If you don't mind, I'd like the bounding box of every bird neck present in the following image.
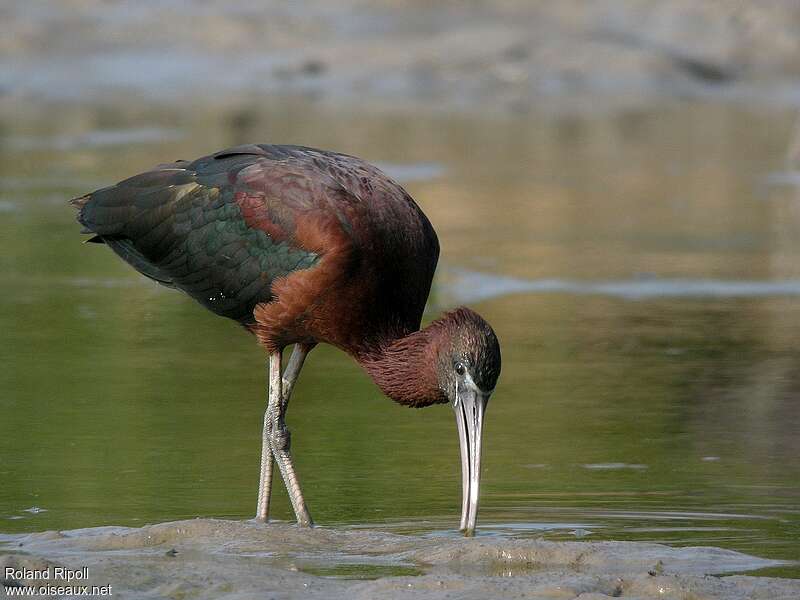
[355,325,448,408]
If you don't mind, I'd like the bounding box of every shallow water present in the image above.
[1,98,799,580]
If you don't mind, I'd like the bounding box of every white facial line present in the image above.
[463,370,494,395]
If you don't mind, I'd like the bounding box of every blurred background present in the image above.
[2,0,800,577]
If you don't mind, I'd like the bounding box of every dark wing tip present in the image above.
[70,194,91,209]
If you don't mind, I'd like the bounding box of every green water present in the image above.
[1,98,799,575]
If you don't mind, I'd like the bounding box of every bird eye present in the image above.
[455,363,466,376]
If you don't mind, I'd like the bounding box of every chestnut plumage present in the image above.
[72,143,500,534]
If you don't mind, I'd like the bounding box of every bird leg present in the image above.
[281,342,314,403]
[255,344,314,525]
[256,358,275,522]
[270,345,315,526]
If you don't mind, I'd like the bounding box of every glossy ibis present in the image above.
[72,144,501,535]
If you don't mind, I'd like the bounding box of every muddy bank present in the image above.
[3,1,800,114]
[1,519,798,599]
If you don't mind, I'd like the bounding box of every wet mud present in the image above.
[1,519,798,599]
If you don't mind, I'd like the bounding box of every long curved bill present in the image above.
[454,382,490,536]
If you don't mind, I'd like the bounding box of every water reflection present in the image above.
[439,267,800,304]
[0,97,799,576]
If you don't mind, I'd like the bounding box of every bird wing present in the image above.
[71,146,353,323]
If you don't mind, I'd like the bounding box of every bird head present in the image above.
[435,307,501,536]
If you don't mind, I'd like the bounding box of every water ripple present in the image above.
[442,267,800,303]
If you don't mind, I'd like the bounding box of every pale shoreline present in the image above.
[4,1,800,116]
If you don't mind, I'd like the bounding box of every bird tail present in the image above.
[69,194,91,209]
[70,194,96,234]
[69,192,176,288]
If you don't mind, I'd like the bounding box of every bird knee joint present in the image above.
[270,426,291,452]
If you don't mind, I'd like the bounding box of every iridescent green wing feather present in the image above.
[73,150,321,323]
